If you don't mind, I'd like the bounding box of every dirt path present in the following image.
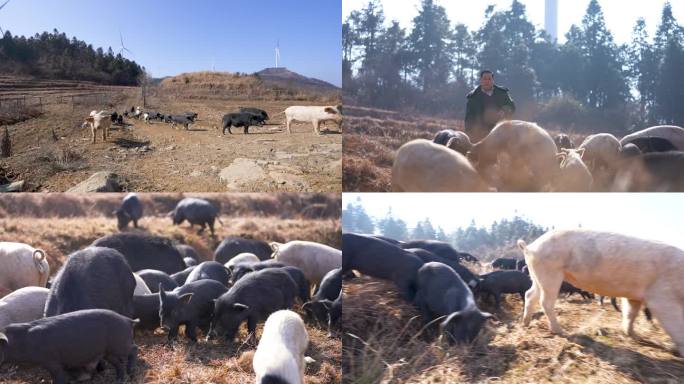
[2,97,341,192]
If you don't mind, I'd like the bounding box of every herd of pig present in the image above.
[342,232,684,357]
[391,121,684,192]
[0,194,342,384]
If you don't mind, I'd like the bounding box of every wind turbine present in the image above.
[118,30,133,57]
[0,0,11,36]
[275,40,281,68]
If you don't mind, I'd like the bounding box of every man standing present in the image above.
[464,70,516,142]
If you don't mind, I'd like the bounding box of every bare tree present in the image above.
[138,67,153,108]
[1,126,11,158]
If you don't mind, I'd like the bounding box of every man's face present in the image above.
[480,73,494,92]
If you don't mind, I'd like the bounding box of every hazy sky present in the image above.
[343,193,684,250]
[0,0,342,86]
[343,0,684,45]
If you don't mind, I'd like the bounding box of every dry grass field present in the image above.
[0,74,341,192]
[342,105,587,192]
[0,193,342,384]
[342,270,684,384]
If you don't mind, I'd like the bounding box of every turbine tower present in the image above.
[545,0,558,43]
[275,40,281,68]
[118,30,133,57]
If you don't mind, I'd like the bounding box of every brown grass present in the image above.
[158,71,339,103]
[0,193,341,384]
[343,276,684,383]
[0,107,43,126]
[0,193,340,220]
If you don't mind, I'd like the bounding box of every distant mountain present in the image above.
[255,67,339,92]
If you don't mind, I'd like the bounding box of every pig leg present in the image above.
[133,219,138,228]
[536,269,564,334]
[167,326,179,342]
[493,292,501,310]
[104,354,126,382]
[645,292,684,357]
[522,281,540,326]
[394,276,415,302]
[621,298,642,337]
[247,316,258,345]
[127,345,138,375]
[208,219,215,237]
[185,321,198,342]
[415,296,431,322]
[45,363,67,384]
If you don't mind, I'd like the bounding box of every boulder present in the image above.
[67,171,122,192]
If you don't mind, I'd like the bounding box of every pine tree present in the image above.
[408,0,454,92]
[577,0,630,110]
[628,18,659,126]
[656,38,684,125]
[377,208,408,240]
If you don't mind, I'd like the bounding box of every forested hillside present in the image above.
[0,29,143,85]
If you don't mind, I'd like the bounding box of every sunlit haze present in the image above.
[343,0,684,45]
[343,193,684,250]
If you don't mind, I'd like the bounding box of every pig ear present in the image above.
[269,242,281,253]
[179,293,193,305]
[0,333,7,345]
[302,301,312,310]
[233,303,249,311]
[440,311,463,330]
[321,300,333,310]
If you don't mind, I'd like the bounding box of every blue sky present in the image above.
[344,0,684,45]
[1,0,341,86]
[343,193,684,250]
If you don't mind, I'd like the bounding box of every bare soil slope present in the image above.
[1,75,341,192]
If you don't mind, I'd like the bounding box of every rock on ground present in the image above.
[67,171,123,192]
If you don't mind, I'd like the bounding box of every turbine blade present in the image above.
[0,0,10,11]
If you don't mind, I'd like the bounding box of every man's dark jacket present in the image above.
[464,85,516,136]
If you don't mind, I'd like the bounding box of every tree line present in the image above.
[343,0,684,134]
[342,198,547,253]
[0,29,143,86]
